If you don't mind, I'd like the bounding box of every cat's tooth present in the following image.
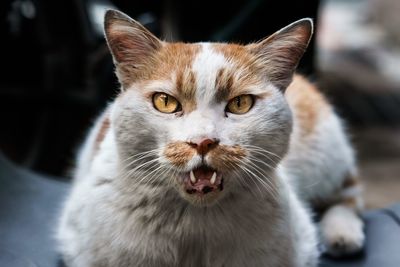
[210,172,217,185]
[190,170,196,183]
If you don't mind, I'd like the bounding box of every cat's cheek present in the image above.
[222,116,262,146]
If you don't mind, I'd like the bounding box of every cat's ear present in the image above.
[104,10,162,67]
[247,18,313,91]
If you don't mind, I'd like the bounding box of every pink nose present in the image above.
[188,138,219,155]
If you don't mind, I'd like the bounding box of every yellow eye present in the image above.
[152,93,181,113]
[226,95,254,114]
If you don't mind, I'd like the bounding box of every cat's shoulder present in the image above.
[285,74,332,134]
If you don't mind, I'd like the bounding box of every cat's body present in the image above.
[59,141,316,266]
[57,10,364,267]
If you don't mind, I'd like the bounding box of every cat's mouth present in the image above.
[182,165,223,196]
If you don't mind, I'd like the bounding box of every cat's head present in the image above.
[104,10,313,206]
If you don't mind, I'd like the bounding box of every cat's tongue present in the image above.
[183,166,223,195]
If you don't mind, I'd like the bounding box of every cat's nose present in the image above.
[188,138,219,156]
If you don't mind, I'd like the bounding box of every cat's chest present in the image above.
[102,184,287,265]
[127,201,279,264]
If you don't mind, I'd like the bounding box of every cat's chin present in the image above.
[177,165,225,207]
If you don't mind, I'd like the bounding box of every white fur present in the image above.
[281,87,364,255]
[59,135,318,266]
[277,166,319,267]
[282,110,357,201]
[171,44,231,145]
[319,205,364,256]
[74,108,110,180]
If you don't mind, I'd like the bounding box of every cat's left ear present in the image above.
[103,10,163,87]
[247,18,313,91]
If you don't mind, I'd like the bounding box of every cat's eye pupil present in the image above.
[236,97,241,107]
[163,95,168,106]
[152,92,181,114]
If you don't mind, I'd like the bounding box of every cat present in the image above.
[57,10,364,267]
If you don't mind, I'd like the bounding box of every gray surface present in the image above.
[385,204,400,223]
[0,153,399,267]
[0,154,69,267]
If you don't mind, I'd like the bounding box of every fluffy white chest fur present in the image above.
[57,10,364,267]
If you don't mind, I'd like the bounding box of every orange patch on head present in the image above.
[121,43,200,112]
[214,68,234,102]
[132,43,199,83]
[164,142,196,167]
[153,44,200,113]
[213,43,257,72]
[175,69,197,112]
[212,44,265,102]
[285,75,330,136]
[149,43,200,80]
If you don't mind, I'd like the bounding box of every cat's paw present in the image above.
[321,227,364,257]
[320,205,365,257]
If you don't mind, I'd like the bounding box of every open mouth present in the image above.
[182,165,223,196]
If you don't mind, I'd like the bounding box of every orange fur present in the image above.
[213,44,264,99]
[341,174,362,210]
[164,142,196,167]
[208,145,247,172]
[286,75,331,136]
[125,43,200,112]
[341,175,359,189]
[175,68,197,112]
[164,141,247,172]
[93,113,110,158]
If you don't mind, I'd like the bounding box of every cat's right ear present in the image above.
[104,10,162,69]
[246,19,313,91]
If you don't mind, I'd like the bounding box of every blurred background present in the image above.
[0,0,399,209]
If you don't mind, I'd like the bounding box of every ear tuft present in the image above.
[247,18,314,91]
[104,9,162,66]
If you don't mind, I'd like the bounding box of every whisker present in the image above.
[136,163,165,185]
[221,160,261,197]
[241,145,282,164]
[120,148,160,164]
[247,155,276,171]
[245,159,278,193]
[242,144,282,159]
[119,158,160,181]
[121,150,160,169]
[246,150,281,166]
[236,164,270,199]
[237,162,278,201]
[239,160,279,201]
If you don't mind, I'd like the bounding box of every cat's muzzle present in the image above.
[182,165,223,196]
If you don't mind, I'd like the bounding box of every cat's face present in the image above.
[105,10,313,206]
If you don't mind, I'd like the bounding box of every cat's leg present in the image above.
[319,176,364,257]
[278,168,319,267]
